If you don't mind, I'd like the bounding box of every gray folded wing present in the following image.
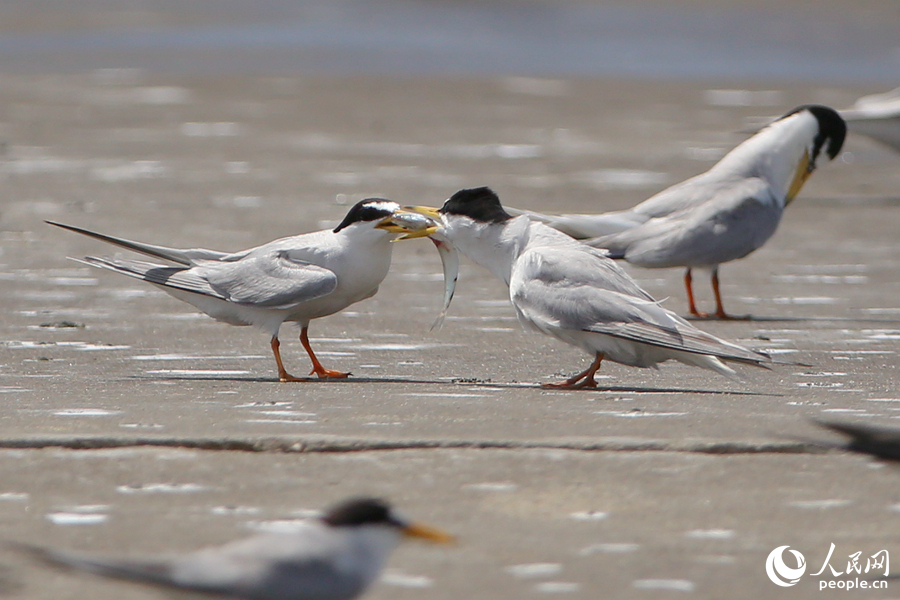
[510,247,768,365]
[625,171,736,218]
[164,533,367,600]
[202,250,338,308]
[79,250,339,310]
[76,256,229,299]
[587,178,780,268]
[512,244,656,301]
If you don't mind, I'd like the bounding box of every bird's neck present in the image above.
[445,216,531,285]
[709,113,818,203]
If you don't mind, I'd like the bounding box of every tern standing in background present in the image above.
[509,105,846,319]
[48,199,434,382]
[405,188,770,389]
[14,497,454,600]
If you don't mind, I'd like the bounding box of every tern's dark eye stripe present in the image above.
[333,199,398,232]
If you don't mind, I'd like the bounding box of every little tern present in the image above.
[405,187,770,389]
[509,105,846,318]
[14,496,454,600]
[47,199,436,382]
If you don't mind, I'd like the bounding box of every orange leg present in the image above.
[542,353,604,389]
[270,336,308,382]
[710,268,732,320]
[684,268,709,318]
[300,326,350,379]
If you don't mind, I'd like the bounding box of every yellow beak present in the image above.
[402,521,457,544]
[392,226,439,241]
[404,206,443,220]
[375,216,439,239]
[785,149,813,205]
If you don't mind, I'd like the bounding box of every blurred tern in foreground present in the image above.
[48,199,436,382]
[811,420,900,462]
[509,105,846,318]
[14,497,454,600]
[404,187,770,389]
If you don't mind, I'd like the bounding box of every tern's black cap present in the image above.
[781,105,847,162]
[333,199,398,233]
[440,187,511,224]
[322,497,402,528]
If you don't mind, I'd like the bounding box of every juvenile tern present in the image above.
[405,187,770,388]
[509,105,846,318]
[14,497,454,600]
[47,199,435,382]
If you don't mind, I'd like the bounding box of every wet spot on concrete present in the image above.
[796,382,843,388]
[401,393,491,398]
[465,482,518,492]
[633,579,696,592]
[703,89,783,106]
[46,506,109,526]
[694,555,736,564]
[245,419,318,425]
[354,343,445,351]
[788,499,852,509]
[506,563,563,578]
[90,160,169,182]
[145,369,250,376]
[772,275,868,284]
[569,510,609,521]
[535,582,580,593]
[210,505,260,516]
[131,353,265,361]
[772,297,840,305]
[244,519,312,533]
[181,122,241,137]
[381,570,434,588]
[54,408,121,417]
[575,169,669,190]
[594,410,688,418]
[579,543,639,555]
[685,529,734,540]
[116,483,209,494]
[253,411,316,418]
[0,493,29,502]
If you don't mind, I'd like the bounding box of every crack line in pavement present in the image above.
[0,436,828,456]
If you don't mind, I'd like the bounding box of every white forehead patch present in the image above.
[363,200,400,213]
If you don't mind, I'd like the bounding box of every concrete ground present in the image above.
[0,54,899,600]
